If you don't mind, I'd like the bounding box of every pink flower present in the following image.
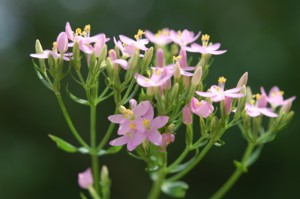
[110,130,145,151]
[245,93,278,117]
[78,168,93,189]
[65,22,109,47]
[170,29,201,47]
[113,37,137,57]
[30,32,71,61]
[109,49,128,70]
[160,133,175,151]
[79,34,107,57]
[261,86,296,108]
[184,34,226,55]
[190,97,214,118]
[145,29,172,46]
[115,30,149,54]
[135,66,174,88]
[183,105,192,125]
[108,101,152,134]
[196,77,244,102]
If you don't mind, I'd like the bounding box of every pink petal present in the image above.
[225,93,245,98]
[196,91,215,98]
[133,101,152,117]
[135,74,153,87]
[57,32,68,53]
[207,43,221,51]
[259,108,278,117]
[151,116,169,129]
[225,87,242,94]
[108,114,124,123]
[147,130,162,146]
[210,49,227,55]
[119,35,135,45]
[65,22,74,40]
[129,132,146,150]
[117,122,130,135]
[110,136,128,146]
[113,59,128,70]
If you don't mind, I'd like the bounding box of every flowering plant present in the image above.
[30,22,295,199]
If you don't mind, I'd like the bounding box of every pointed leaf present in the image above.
[49,134,78,153]
[33,61,52,91]
[66,84,90,105]
[161,181,189,198]
[246,145,263,167]
[233,160,247,173]
[169,157,196,174]
[98,146,123,156]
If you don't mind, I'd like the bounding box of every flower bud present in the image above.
[224,97,232,115]
[156,48,165,67]
[142,47,153,71]
[129,99,137,109]
[56,32,68,53]
[35,39,44,53]
[183,105,192,125]
[174,63,181,79]
[101,165,110,184]
[119,105,127,114]
[78,168,93,189]
[280,99,293,114]
[191,66,202,87]
[183,76,190,89]
[97,44,107,63]
[166,124,175,132]
[170,82,179,100]
[237,72,248,88]
[72,42,81,71]
[160,133,175,151]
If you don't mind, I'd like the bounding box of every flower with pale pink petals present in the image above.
[145,29,172,46]
[190,97,214,118]
[78,168,93,189]
[170,29,201,47]
[261,86,296,108]
[196,77,244,102]
[184,34,226,55]
[135,66,174,88]
[183,105,192,125]
[245,93,278,117]
[79,34,107,57]
[30,32,71,61]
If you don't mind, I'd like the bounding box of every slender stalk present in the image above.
[90,105,100,194]
[55,93,90,149]
[167,147,190,172]
[168,139,215,182]
[210,142,256,199]
[97,121,116,151]
[147,169,166,199]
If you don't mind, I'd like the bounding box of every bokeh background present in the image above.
[0,0,299,198]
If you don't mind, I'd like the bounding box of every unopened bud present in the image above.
[147,87,154,96]
[237,72,248,88]
[174,63,181,79]
[35,39,44,53]
[183,105,192,125]
[224,97,232,115]
[166,124,175,132]
[119,105,127,114]
[280,99,293,114]
[98,44,107,63]
[128,50,140,71]
[183,76,190,89]
[170,83,179,100]
[191,66,202,87]
[101,165,109,182]
[156,48,165,67]
[170,43,179,55]
[72,42,81,70]
[142,47,153,71]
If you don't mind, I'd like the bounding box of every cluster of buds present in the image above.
[30,22,295,198]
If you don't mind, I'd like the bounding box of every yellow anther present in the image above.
[172,55,182,63]
[122,109,134,119]
[255,93,261,100]
[250,99,256,105]
[177,30,182,38]
[280,91,284,95]
[81,31,87,37]
[155,30,162,38]
[52,42,57,51]
[84,24,91,32]
[196,101,202,107]
[155,68,162,76]
[129,122,136,130]
[75,28,82,35]
[134,29,145,40]
[161,29,169,35]
[272,91,284,97]
[215,86,221,91]
[146,70,151,77]
[143,119,151,129]
[202,34,210,47]
[218,76,227,84]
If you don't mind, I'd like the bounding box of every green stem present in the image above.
[167,147,190,172]
[210,142,256,199]
[97,121,116,151]
[90,104,100,194]
[55,93,90,149]
[168,139,215,182]
[147,169,166,199]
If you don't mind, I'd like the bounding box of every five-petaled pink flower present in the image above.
[190,97,214,118]
[30,32,71,61]
[78,168,93,189]
[261,86,296,108]
[145,29,172,46]
[184,34,226,55]
[170,29,201,47]
[196,77,244,102]
[135,66,174,88]
[245,93,278,118]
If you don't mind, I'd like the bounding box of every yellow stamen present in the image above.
[146,70,151,77]
[255,93,261,100]
[52,42,57,52]
[143,119,151,129]
[129,122,136,130]
[134,29,145,40]
[155,68,162,76]
[84,24,91,32]
[81,31,87,37]
[218,76,227,84]
[196,101,202,107]
[177,30,182,38]
[75,28,82,36]
[250,99,255,105]
[172,55,182,63]
[122,109,134,119]
[202,34,210,47]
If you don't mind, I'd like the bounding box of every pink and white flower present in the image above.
[145,29,172,46]
[245,93,278,117]
[184,34,226,55]
[196,77,244,102]
[261,86,296,108]
[78,168,93,189]
[30,32,71,61]
[190,97,214,118]
[170,29,201,47]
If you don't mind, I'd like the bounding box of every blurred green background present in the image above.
[0,0,299,198]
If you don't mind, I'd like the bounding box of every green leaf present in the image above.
[66,84,90,105]
[233,160,247,173]
[48,134,78,153]
[33,61,52,91]
[191,139,208,150]
[98,146,123,156]
[169,157,196,174]
[161,181,189,198]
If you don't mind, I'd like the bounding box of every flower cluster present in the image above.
[30,22,296,199]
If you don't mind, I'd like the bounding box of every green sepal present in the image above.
[48,134,77,153]
[66,84,90,105]
[33,60,52,91]
[161,181,189,198]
